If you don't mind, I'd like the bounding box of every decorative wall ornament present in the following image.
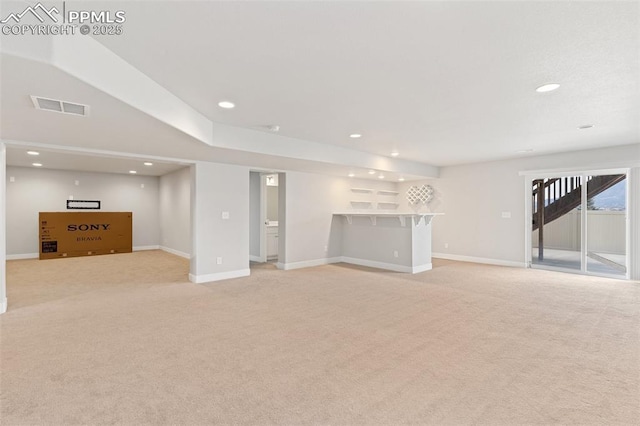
[407,185,434,211]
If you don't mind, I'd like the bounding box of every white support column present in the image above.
[0,143,7,313]
[629,168,640,280]
[189,162,250,284]
[276,172,287,269]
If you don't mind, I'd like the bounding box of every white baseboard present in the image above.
[340,257,417,273]
[6,253,38,260]
[277,257,341,270]
[0,297,7,314]
[133,245,160,252]
[160,246,191,259]
[189,268,250,284]
[249,255,262,262]
[432,253,526,268]
[411,263,433,273]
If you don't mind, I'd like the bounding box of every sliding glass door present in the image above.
[585,174,627,276]
[531,172,628,278]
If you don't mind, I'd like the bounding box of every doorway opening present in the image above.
[249,171,284,267]
[263,174,279,262]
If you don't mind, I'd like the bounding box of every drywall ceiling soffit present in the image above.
[89,0,639,165]
[4,145,187,177]
[0,29,439,179]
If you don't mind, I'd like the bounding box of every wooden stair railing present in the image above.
[532,174,624,231]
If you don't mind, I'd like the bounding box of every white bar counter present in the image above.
[333,212,443,273]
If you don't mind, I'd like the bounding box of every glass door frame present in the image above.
[523,167,630,280]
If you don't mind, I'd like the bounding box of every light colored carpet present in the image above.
[1,251,638,425]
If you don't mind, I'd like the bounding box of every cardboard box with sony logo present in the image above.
[39,212,132,260]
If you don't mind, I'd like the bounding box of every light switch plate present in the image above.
[501,211,511,219]
[222,211,230,219]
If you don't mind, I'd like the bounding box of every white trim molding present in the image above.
[276,257,341,270]
[340,257,432,274]
[133,245,161,252]
[433,253,527,268]
[189,268,250,284]
[6,253,38,260]
[249,255,262,262]
[0,297,7,314]
[160,246,191,259]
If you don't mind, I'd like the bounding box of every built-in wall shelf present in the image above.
[377,202,400,209]
[350,188,374,194]
[350,201,373,208]
[377,190,399,196]
[335,212,443,227]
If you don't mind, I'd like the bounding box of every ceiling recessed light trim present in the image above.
[378,175,385,179]
[218,101,235,109]
[32,163,42,167]
[535,83,560,93]
[391,151,399,157]
[398,177,405,182]
[368,170,376,175]
[349,133,362,139]
[347,172,355,178]
[27,151,39,156]
[129,170,137,174]
[143,162,153,166]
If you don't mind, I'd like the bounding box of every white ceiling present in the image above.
[1,1,638,176]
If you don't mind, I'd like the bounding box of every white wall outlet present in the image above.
[216,257,223,265]
[393,250,399,258]
[221,211,230,219]
[324,245,328,252]
[444,243,449,249]
[74,180,79,186]
[501,211,511,219]
[141,184,145,189]
[9,176,15,182]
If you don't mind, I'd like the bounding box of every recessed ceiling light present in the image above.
[398,177,405,182]
[536,83,560,93]
[368,170,376,175]
[378,175,385,179]
[391,151,399,157]
[144,162,153,166]
[348,172,355,178]
[218,101,235,109]
[27,151,39,156]
[350,134,362,138]
[129,170,137,174]
[32,163,42,167]
[578,124,594,130]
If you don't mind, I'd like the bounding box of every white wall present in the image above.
[159,167,191,258]
[249,171,261,259]
[5,166,160,257]
[0,144,7,313]
[267,186,278,221]
[397,144,640,278]
[190,162,250,282]
[280,171,398,268]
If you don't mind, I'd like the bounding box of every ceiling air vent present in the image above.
[30,96,89,116]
